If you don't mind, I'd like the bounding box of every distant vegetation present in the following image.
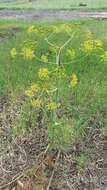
[0,0,107,10]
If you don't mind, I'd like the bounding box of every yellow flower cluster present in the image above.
[38,68,49,80]
[27,25,38,33]
[11,48,17,58]
[41,54,48,63]
[53,26,61,33]
[31,99,42,108]
[94,40,103,49]
[82,40,94,53]
[25,90,34,97]
[101,51,107,62]
[47,101,57,110]
[82,39,103,54]
[21,47,35,60]
[25,83,42,109]
[25,83,40,98]
[30,83,40,92]
[70,73,78,87]
[23,39,37,50]
[66,48,76,60]
[53,24,74,34]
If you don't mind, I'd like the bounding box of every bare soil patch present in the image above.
[0,97,107,190]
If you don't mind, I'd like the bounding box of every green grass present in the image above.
[1,19,107,145]
[0,0,107,10]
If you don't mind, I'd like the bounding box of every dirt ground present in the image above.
[0,9,107,21]
[0,97,107,190]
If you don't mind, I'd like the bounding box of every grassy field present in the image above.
[0,0,107,10]
[0,19,107,138]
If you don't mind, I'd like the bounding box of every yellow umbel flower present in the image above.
[41,54,48,63]
[25,90,34,97]
[47,101,57,110]
[66,48,76,59]
[11,48,17,58]
[27,25,38,33]
[31,99,42,108]
[38,68,49,80]
[101,51,107,62]
[23,39,37,50]
[21,47,35,60]
[82,40,94,54]
[82,39,103,54]
[53,24,72,33]
[31,83,40,92]
[63,24,71,32]
[70,73,78,87]
[94,39,103,49]
[53,26,60,33]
